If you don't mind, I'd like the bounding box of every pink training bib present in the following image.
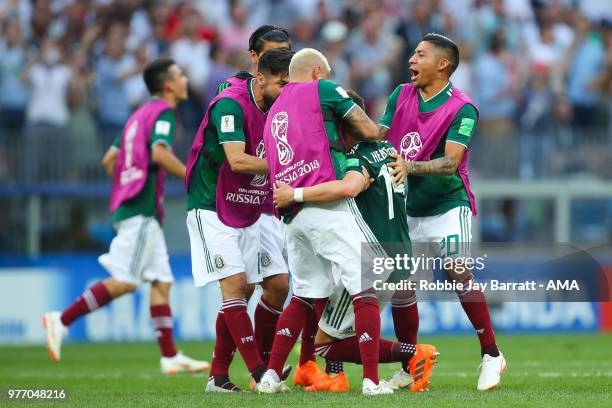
[386,84,479,214]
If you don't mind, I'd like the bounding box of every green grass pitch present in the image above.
[1,334,610,407]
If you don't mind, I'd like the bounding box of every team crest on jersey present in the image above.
[260,252,272,268]
[271,111,294,165]
[250,140,268,186]
[214,255,225,269]
[400,131,422,160]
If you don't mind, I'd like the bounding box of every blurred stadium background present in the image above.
[0,0,611,346]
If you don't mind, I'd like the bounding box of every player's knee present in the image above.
[104,278,137,296]
[123,282,138,293]
[151,281,171,300]
[220,274,249,299]
[245,283,256,301]
[314,328,335,346]
[264,276,289,303]
[233,282,249,298]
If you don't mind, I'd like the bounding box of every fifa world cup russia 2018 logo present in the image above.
[400,131,422,161]
[271,111,294,165]
[251,140,268,187]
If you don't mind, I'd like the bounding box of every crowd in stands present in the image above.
[0,0,611,182]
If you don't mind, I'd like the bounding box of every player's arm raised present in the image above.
[222,142,268,175]
[273,169,372,209]
[151,143,186,179]
[387,142,464,184]
[343,106,381,141]
[377,125,390,139]
[325,80,379,141]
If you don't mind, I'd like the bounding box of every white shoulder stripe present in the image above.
[446,140,468,149]
[341,103,357,119]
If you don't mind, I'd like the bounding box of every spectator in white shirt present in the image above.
[23,38,72,181]
[25,38,71,127]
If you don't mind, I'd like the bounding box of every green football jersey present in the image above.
[186,78,260,211]
[219,76,354,178]
[318,79,356,179]
[346,140,411,258]
[379,82,478,217]
[281,79,357,224]
[112,107,176,223]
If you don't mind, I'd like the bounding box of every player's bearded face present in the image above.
[261,73,289,111]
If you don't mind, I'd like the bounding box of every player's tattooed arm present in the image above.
[273,168,372,209]
[387,142,466,184]
[222,142,268,175]
[377,125,390,139]
[101,146,118,177]
[343,106,381,141]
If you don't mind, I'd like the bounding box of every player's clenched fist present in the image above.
[273,182,295,209]
[387,153,409,185]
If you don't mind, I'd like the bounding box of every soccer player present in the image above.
[217,25,291,92]
[272,90,437,393]
[214,26,322,385]
[383,33,507,390]
[43,59,209,374]
[185,48,294,392]
[258,49,392,396]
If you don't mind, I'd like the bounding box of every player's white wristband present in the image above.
[294,188,304,203]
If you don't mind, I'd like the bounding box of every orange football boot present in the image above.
[293,360,326,387]
[408,344,439,392]
[305,372,350,392]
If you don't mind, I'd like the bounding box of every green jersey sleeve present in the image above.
[215,72,253,95]
[446,103,478,148]
[111,134,121,149]
[378,85,402,128]
[345,143,374,176]
[345,156,364,174]
[209,98,246,143]
[318,79,357,120]
[151,109,176,148]
[216,81,232,95]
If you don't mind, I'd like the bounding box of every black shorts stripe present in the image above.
[329,291,348,327]
[331,290,352,330]
[333,295,353,330]
[327,289,349,326]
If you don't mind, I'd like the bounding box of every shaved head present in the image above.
[289,48,331,82]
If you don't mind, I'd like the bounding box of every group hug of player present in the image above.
[43,25,507,396]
